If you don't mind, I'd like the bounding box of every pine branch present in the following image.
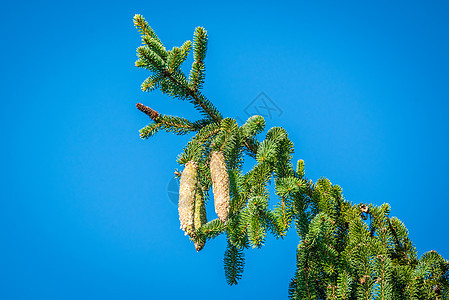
[133,14,163,45]
[139,123,161,139]
[242,137,259,157]
[224,240,245,285]
[134,17,222,122]
[195,218,226,245]
[136,103,211,137]
[133,16,449,298]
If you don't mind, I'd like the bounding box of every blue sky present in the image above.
[1,1,449,299]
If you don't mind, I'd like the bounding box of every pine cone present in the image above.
[194,182,207,251]
[179,161,198,237]
[194,183,207,230]
[210,151,230,223]
[136,103,159,121]
[360,204,369,213]
[194,241,205,252]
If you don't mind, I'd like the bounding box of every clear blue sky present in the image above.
[1,1,448,299]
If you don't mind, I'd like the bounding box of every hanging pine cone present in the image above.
[194,183,207,231]
[194,182,207,251]
[210,151,230,223]
[179,161,198,237]
[194,239,205,252]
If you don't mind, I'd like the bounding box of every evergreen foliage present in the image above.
[133,14,449,299]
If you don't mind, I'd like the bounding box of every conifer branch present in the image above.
[224,241,245,285]
[137,103,211,137]
[133,14,163,45]
[242,138,259,156]
[134,15,221,123]
[133,16,449,298]
[387,217,403,254]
